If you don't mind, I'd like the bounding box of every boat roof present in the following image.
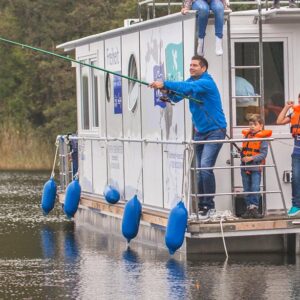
[57,7,300,52]
[231,6,300,18]
[57,12,196,52]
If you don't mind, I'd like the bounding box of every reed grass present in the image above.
[0,122,55,170]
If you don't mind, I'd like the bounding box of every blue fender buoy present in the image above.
[122,195,142,243]
[41,177,57,215]
[104,185,120,204]
[63,179,81,218]
[165,201,188,255]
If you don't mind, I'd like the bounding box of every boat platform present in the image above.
[58,193,300,255]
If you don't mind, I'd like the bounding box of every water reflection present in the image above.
[41,225,56,259]
[166,258,187,299]
[2,171,300,299]
[63,223,79,263]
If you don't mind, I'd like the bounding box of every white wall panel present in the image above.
[105,36,123,138]
[78,140,93,193]
[142,143,163,207]
[92,140,107,195]
[140,21,186,207]
[105,37,124,195]
[107,141,124,198]
[163,144,185,209]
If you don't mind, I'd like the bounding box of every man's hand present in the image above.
[181,7,189,15]
[149,81,164,89]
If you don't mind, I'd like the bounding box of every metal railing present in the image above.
[57,134,287,217]
[137,0,299,20]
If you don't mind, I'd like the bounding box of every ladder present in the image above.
[227,0,287,216]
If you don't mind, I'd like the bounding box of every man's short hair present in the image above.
[247,113,264,125]
[191,55,208,71]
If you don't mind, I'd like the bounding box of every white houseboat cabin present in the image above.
[57,1,300,255]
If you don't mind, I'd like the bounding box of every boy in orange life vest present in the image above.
[240,114,272,219]
[277,94,300,217]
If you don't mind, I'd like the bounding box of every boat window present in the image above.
[128,54,139,112]
[105,73,111,102]
[234,41,284,126]
[81,64,90,130]
[91,61,99,128]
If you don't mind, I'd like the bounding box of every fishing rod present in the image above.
[0,36,203,105]
[0,36,241,150]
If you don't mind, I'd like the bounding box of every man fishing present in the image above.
[149,55,227,219]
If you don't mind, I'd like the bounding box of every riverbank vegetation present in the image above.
[0,0,137,169]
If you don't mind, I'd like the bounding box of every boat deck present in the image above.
[58,193,300,254]
[188,215,300,238]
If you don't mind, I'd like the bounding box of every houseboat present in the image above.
[56,0,300,256]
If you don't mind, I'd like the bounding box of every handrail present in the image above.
[58,134,288,218]
[67,135,274,145]
[137,0,298,20]
[192,190,281,197]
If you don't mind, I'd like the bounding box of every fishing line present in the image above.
[0,36,203,105]
[0,36,239,149]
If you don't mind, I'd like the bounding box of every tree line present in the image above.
[0,0,137,143]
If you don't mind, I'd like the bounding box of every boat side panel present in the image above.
[104,36,125,196]
[122,32,143,201]
[78,139,93,193]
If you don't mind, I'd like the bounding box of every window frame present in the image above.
[78,55,100,134]
[231,37,288,128]
[127,54,139,112]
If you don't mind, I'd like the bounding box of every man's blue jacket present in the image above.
[164,72,227,133]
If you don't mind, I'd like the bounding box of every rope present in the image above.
[204,210,238,259]
[51,139,59,178]
[220,217,229,259]
[135,157,143,195]
[0,36,203,105]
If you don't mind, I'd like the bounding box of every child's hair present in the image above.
[247,114,264,125]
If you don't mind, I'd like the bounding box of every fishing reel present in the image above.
[159,95,175,105]
[159,90,175,105]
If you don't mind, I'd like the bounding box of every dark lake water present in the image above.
[1,171,300,299]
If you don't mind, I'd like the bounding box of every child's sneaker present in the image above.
[288,206,300,217]
[241,207,252,219]
[215,37,223,56]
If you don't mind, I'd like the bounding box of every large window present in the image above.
[234,41,285,125]
[81,65,90,130]
[91,61,99,128]
[80,58,100,131]
[128,54,139,112]
[105,73,111,103]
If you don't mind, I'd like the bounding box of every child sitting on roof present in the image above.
[240,114,272,219]
[181,0,228,56]
[271,0,297,9]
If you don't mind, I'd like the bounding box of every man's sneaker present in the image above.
[288,206,300,217]
[198,208,215,220]
[289,1,297,8]
[249,207,264,219]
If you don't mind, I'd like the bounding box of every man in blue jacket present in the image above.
[149,55,227,218]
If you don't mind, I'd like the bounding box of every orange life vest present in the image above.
[290,106,300,137]
[241,129,272,157]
